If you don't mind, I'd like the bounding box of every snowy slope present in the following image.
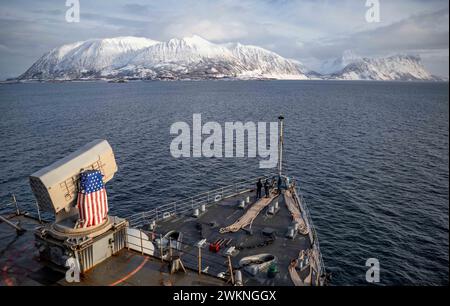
[229,43,308,79]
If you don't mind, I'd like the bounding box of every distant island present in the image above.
[12,36,445,82]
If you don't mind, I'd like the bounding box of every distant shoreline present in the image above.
[1,78,448,84]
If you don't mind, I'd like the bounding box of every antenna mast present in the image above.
[278,115,284,177]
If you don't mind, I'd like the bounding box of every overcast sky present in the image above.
[0,0,448,79]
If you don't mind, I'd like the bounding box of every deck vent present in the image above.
[149,220,156,230]
[235,270,243,286]
[200,204,206,213]
[238,200,246,209]
[245,196,251,204]
[286,227,296,239]
[193,208,200,217]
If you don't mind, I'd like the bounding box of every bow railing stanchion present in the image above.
[12,194,20,215]
[139,229,144,255]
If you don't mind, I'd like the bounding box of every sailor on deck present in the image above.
[264,179,270,198]
[256,179,263,199]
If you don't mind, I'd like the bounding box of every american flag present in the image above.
[76,170,108,228]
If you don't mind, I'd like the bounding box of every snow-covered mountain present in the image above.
[20,37,160,80]
[18,36,440,81]
[326,54,438,81]
[19,35,309,80]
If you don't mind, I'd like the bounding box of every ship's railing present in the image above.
[293,182,327,279]
[126,176,268,228]
[1,194,48,222]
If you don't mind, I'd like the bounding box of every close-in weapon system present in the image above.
[31,140,127,272]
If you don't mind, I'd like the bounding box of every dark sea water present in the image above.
[0,80,448,285]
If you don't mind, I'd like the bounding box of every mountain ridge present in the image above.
[325,54,441,81]
[17,36,442,82]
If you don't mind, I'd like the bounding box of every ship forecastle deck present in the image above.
[0,179,325,286]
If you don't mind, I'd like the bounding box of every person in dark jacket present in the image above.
[264,179,270,198]
[277,176,282,194]
[256,179,263,199]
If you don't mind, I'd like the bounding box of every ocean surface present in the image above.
[0,80,448,285]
